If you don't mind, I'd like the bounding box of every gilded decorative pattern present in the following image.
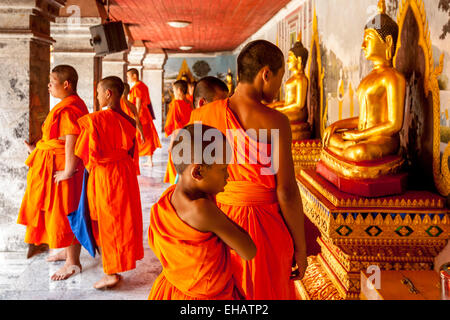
[292,140,322,172]
[307,7,325,138]
[296,256,343,300]
[395,0,449,196]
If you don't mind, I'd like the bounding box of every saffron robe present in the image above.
[17,95,89,248]
[75,109,144,274]
[129,81,161,156]
[163,99,193,184]
[148,185,243,300]
[189,99,296,300]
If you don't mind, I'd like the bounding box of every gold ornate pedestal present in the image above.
[296,169,449,300]
[292,140,322,174]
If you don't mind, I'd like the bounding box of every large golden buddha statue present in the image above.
[318,0,407,194]
[270,33,311,141]
[322,0,405,164]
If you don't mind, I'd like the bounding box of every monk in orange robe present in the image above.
[164,80,193,184]
[127,68,161,166]
[189,40,308,299]
[75,76,144,289]
[149,123,256,300]
[17,65,88,280]
[186,81,196,105]
[192,76,229,109]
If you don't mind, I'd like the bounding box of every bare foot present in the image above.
[46,250,66,262]
[93,274,122,290]
[26,243,49,259]
[51,263,82,281]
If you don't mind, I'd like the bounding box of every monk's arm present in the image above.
[193,200,256,261]
[122,97,145,141]
[274,114,307,279]
[54,134,79,183]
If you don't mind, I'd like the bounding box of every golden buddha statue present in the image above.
[226,69,235,96]
[322,0,406,165]
[269,32,311,141]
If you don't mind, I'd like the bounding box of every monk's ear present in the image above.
[190,164,203,181]
[63,80,70,90]
[261,67,270,83]
[198,98,207,108]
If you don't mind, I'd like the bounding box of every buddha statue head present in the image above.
[363,0,399,63]
[288,32,309,73]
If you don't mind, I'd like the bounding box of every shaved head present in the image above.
[193,76,229,108]
[173,80,188,95]
[51,65,78,91]
[237,40,284,84]
[127,68,139,79]
[100,76,124,96]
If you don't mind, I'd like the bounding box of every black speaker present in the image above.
[89,21,128,56]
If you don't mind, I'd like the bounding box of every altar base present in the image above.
[296,169,449,300]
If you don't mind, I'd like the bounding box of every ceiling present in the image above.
[108,0,291,53]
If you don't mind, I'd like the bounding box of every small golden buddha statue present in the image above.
[322,0,406,165]
[269,32,311,141]
[226,69,235,96]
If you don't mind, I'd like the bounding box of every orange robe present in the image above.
[129,81,161,156]
[163,99,193,184]
[75,109,144,274]
[186,94,193,105]
[148,185,243,300]
[189,98,296,300]
[17,95,89,248]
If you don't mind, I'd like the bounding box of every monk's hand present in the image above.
[24,140,35,153]
[291,250,307,280]
[54,170,77,184]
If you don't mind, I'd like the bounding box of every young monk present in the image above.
[186,81,196,106]
[75,76,144,289]
[164,80,194,184]
[127,68,161,167]
[193,76,229,109]
[149,123,256,300]
[17,65,89,280]
[189,40,308,299]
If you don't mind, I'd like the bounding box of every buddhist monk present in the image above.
[75,76,144,289]
[164,80,194,184]
[189,40,308,299]
[17,65,88,280]
[127,68,161,167]
[149,123,256,300]
[186,81,196,105]
[193,76,229,109]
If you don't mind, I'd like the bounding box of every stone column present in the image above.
[0,0,66,251]
[51,15,103,112]
[142,51,167,134]
[127,44,146,79]
[102,51,128,81]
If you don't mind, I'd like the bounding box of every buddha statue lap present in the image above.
[318,0,407,196]
[269,33,311,141]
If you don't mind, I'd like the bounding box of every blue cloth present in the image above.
[68,169,98,258]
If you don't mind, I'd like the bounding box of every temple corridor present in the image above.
[0,138,171,300]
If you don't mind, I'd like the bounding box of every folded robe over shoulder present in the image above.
[189,98,296,300]
[163,99,193,184]
[17,95,89,249]
[148,185,243,300]
[128,81,161,157]
[75,109,144,274]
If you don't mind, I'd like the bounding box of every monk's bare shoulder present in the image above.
[186,198,221,232]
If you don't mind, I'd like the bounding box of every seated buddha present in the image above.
[269,33,311,141]
[320,0,406,180]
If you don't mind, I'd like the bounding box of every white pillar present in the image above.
[127,45,146,79]
[142,52,167,134]
[0,0,66,251]
[51,16,103,112]
[102,51,128,81]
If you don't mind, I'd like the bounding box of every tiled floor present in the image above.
[0,137,171,300]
